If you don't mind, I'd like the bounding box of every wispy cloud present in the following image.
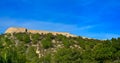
[0,18,95,32]
[84,33,120,40]
[0,18,119,40]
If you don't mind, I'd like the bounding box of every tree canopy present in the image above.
[0,33,120,63]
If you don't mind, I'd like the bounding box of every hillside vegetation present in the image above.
[0,33,120,63]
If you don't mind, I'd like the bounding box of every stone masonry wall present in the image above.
[5,27,27,33]
[5,27,77,37]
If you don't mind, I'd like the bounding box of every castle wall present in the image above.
[5,27,77,37]
[28,30,51,34]
[5,27,27,33]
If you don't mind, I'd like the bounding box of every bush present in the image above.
[31,33,40,44]
[14,33,31,43]
[41,38,52,49]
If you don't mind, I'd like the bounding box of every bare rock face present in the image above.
[5,27,77,37]
[5,27,27,33]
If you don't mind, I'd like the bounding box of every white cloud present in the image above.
[0,18,119,40]
[0,18,95,32]
[82,32,120,40]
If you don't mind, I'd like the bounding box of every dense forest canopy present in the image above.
[0,33,120,63]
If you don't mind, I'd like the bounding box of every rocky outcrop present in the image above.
[5,27,77,37]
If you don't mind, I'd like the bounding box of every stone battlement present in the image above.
[5,27,77,37]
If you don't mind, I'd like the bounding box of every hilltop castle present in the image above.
[5,27,77,37]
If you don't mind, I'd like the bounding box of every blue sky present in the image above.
[0,0,120,39]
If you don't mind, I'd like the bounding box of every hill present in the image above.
[0,28,120,63]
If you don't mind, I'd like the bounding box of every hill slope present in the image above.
[0,32,120,63]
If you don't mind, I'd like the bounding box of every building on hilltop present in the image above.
[5,27,77,37]
[5,27,27,33]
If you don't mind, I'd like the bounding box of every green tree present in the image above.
[31,33,40,44]
[14,33,31,43]
[54,48,82,63]
[41,38,52,49]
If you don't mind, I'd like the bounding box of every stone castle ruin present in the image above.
[5,27,77,37]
